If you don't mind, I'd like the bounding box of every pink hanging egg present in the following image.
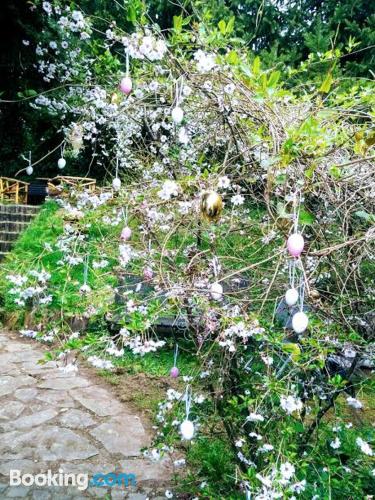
[287,233,304,257]
[119,76,132,95]
[170,366,179,378]
[143,267,153,281]
[121,226,132,241]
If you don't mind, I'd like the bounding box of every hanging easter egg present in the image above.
[210,282,223,301]
[58,158,66,170]
[170,366,179,378]
[80,284,91,295]
[112,177,121,191]
[285,288,299,307]
[180,419,195,440]
[121,226,132,241]
[287,233,304,257]
[200,191,223,221]
[171,106,184,124]
[26,166,33,175]
[292,311,308,334]
[119,76,132,95]
[143,267,153,281]
[310,288,320,300]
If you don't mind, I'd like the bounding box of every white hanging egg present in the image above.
[210,282,223,301]
[26,166,33,175]
[112,177,121,191]
[292,311,308,334]
[180,419,194,440]
[287,233,305,257]
[171,106,184,124]
[80,284,91,294]
[285,288,299,307]
[58,158,66,169]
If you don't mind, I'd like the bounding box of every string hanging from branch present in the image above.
[119,49,132,95]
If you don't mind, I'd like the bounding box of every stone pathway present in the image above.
[0,330,172,499]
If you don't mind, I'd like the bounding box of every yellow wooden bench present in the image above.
[0,177,29,204]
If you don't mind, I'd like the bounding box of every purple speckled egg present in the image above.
[143,267,153,281]
[170,366,179,378]
[121,226,132,241]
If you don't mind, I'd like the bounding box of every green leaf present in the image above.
[218,19,226,35]
[319,72,333,93]
[24,89,37,97]
[226,16,235,34]
[252,56,261,76]
[126,5,137,24]
[173,15,182,33]
[299,208,315,225]
[329,165,341,179]
[268,71,280,88]
[282,343,301,361]
[226,50,239,65]
[354,210,375,223]
[240,64,252,78]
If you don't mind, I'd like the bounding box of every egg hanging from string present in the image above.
[285,288,299,307]
[79,284,91,295]
[210,282,223,301]
[112,177,121,191]
[26,166,33,175]
[292,311,308,334]
[121,226,132,241]
[58,158,66,170]
[171,106,184,124]
[200,191,223,221]
[170,366,179,378]
[119,76,132,95]
[180,419,195,440]
[287,233,304,257]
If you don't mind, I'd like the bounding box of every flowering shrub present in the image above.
[1,1,374,497]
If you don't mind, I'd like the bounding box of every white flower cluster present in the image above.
[158,180,179,201]
[56,223,86,267]
[87,355,114,370]
[251,462,305,499]
[119,328,166,356]
[118,32,167,61]
[219,320,264,352]
[106,342,124,357]
[194,50,217,73]
[280,394,303,414]
[119,243,137,267]
[356,437,373,456]
[19,329,38,339]
[7,271,52,307]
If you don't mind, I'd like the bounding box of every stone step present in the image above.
[0,231,20,242]
[0,221,29,232]
[0,204,40,215]
[0,212,36,222]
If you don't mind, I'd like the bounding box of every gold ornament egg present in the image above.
[309,289,320,300]
[200,191,223,221]
[111,92,122,105]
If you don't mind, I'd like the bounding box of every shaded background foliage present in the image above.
[0,0,374,180]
